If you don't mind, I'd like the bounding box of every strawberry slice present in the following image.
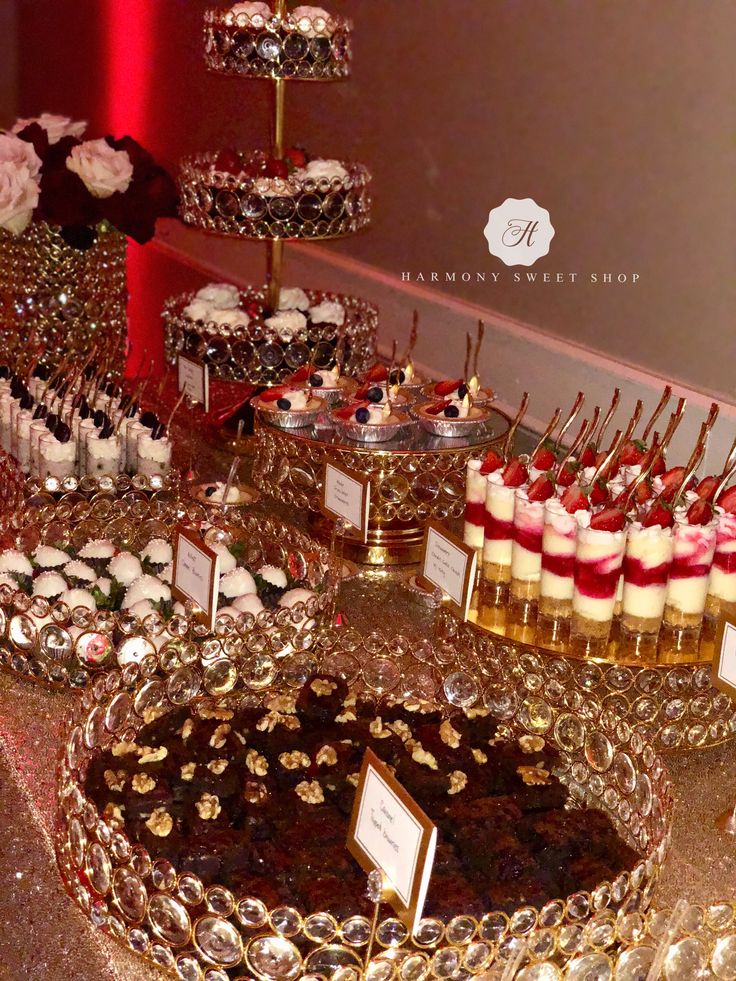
[259,386,290,403]
[561,484,589,514]
[424,400,450,416]
[532,446,557,470]
[613,479,653,508]
[434,379,463,397]
[288,366,312,384]
[365,364,388,383]
[659,465,685,490]
[620,439,647,466]
[643,500,674,529]
[687,498,713,526]
[718,485,736,514]
[501,459,528,487]
[265,157,289,179]
[589,479,609,506]
[580,444,597,468]
[590,507,626,532]
[527,474,555,502]
[334,401,366,420]
[285,146,308,168]
[557,461,580,487]
[479,448,504,475]
[695,475,719,503]
[355,384,372,400]
[651,454,666,477]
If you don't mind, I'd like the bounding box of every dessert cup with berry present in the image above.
[253,386,325,428]
[331,400,408,444]
[362,360,429,396]
[286,364,357,405]
[192,481,261,511]
[570,508,628,656]
[482,457,526,600]
[422,376,494,406]
[662,500,718,649]
[413,394,493,438]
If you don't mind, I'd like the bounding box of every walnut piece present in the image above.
[316,745,338,767]
[519,735,546,754]
[132,773,156,794]
[335,709,357,724]
[257,711,300,732]
[209,723,231,749]
[195,793,222,820]
[517,765,551,786]
[369,718,391,740]
[142,705,167,724]
[295,780,324,804]
[197,705,234,720]
[111,740,140,758]
[388,720,412,742]
[440,720,461,749]
[279,750,311,770]
[180,762,196,782]
[244,781,269,805]
[310,678,337,697]
[346,772,360,788]
[102,802,125,827]
[180,719,194,742]
[103,769,127,792]
[265,693,297,714]
[246,749,269,777]
[464,706,490,720]
[207,758,229,775]
[146,807,173,837]
[448,770,468,795]
[472,748,488,765]
[410,742,438,771]
[139,746,168,764]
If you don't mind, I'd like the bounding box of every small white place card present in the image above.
[419,519,477,620]
[172,527,220,630]
[177,353,209,412]
[321,461,371,542]
[713,620,736,698]
[348,749,437,932]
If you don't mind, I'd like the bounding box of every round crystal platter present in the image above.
[55,628,672,980]
[179,150,371,241]
[252,408,511,564]
[0,480,336,690]
[163,287,378,386]
[204,6,353,80]
[435,596,736,753]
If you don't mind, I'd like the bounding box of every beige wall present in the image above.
[12,1,736,398]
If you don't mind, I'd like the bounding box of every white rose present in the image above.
[278,287,310,312]
[183,300,212,322]
[195,283,241,309]
[0,134,42,234]
[11,113,87,145]
[309,300,345,326]
[208,307,251,329]
[296,158,348,184]
[265,310,307,341]
[66,139,134,199]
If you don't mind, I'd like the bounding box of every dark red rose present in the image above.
[14,122,50,161]
[38,167,99,228]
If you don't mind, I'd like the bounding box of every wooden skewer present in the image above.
[672,421,710,509]
[502,392,530,460]
[554,392,585,452]
[530,408,562,460]
[406,310,418,361]
[221,454,240,509]
[594,388,621,450]
[166,389,187,431]
[713,459,736,503]
[641,385,672,443]
[588,429,625,487]
[463,333,472,381]
[556,416,593,479]
[472,320,485,380]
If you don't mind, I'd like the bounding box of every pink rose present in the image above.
[0,134,42,234]
[11,112,87,145]
[66,139,134,199]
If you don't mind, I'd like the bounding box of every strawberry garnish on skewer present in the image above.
[643,499,675,529]
[501,458,528,488]
[580,443,597,468]
[694,475,720,503]
[560,484,590,515]
[620,439,647,466]
[531,444,557,471]
[479,448,504,475]
[434,379,465,398]
[557,460,581,487]
[527,473,555,502]
[589,507,627,532]
[686,498,713,526]
[718,485,736,514]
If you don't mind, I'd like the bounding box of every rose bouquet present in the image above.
[0,112,178,249]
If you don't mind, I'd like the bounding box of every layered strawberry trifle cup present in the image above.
[663,499,718,641]
[570,507,627,655]
[707,490,736,621]
[482,458,526,598]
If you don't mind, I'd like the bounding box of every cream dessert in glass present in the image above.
[571,508,627,655]
[86,424,122,477]
[39,425,77,481]
[539,495,583,624]
[707,493,736,621]
[482,459,526,597]
[663,498,717,643]
[620,520,674,651]
[463,459,488,555]
[510,475,552,602]
[136,427,172,477]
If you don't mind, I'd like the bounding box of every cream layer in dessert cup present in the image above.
[570,515,626,654]
[510,489,544,602]
[663,510,717,634]
[86,431,123,477]
[39,431,77,480]
[463,459,487,554]
[482,472,515,590]
[621,522,674,642]
[15,408,34,473]
[706,508,736,620]
[136,432,172,477]
[539,498,578,621]
[29,418,50,476]
[9,398,25,458]
[126,420,150,475]
[77,418,99,474]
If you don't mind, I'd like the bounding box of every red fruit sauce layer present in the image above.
[485,515,514,541]
[541,554,575,579]
[714,552,736,575]
[622,557,671,588]
[464,501,485,527]
[513,526,543,554]
[668,558,712,580]
[574,559,622,599]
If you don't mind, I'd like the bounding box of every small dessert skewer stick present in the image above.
[502,392,530,459]
[720,432,736,478]
[621,399,644,446]
[672,421,710,508]
[24,346,46,383]
[463,333,472,382]
[713,458,736,503]
[589,429,625,487]
[530,408,563,460]
[641,385,672,443]
[221,453,241,510]
[556,416,594,479]
[166,389,187,431]
[700,401,720,464]
[385,340,398,416]
[554,391,585,452]
[404,310,419,362]
[472,319,485,380]
[594,388,621,451]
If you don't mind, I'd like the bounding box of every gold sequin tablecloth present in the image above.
[2,430,736,977]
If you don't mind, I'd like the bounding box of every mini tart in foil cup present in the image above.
[331,408,410,443]
[191,482,261,510]
[413,402,493,438]
[420,382,495,405]
[305,377,359,406]
[253,395,326,429]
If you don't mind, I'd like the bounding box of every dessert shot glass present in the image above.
[136,430,172,477]
[570,516,627,656]
[663,511,717,649]
[510,488,544,603]
[482,473,516,602]
[39,431,77,481]
[86,429,123,477]
[539,498,578,629]
[706,509,736,624]
[463,459,487,556]
[620,522,674,657]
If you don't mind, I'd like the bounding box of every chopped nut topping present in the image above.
[410,742,438,770]
[209,723,231,749]
[233,730,247,745]
[257,711,300,732]
[111,740,140,757]
[197,705,234,720]
[142,705,167,724]
[139,746,168,764]
[180,762,196,782]
[388,720,412,742]
[207,758,229,775]
[195,793,222,820]
[517,765,551,786]
[369,718,391,739]
[403,699,434,714]
[335,709,356,724]
[146,807,173,837]
[265,693,297,714]
[448,770,468,795]
[103,769,127,792]
[519,735,546,754]
[472,748,488,765]
[440,720,461,748]
[310,678,337,697]
[316,745,338,767]
[279,750,311,770]
[180,719,194,742]
[295,780,324,804]
[346,772,360,788]
[246,749,269,777]
[464,706,490,720]
[132,773,157,794]
[103,803,125,826]
[244,781,269,805]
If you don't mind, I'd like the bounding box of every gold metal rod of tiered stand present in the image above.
[267,0,287,312]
